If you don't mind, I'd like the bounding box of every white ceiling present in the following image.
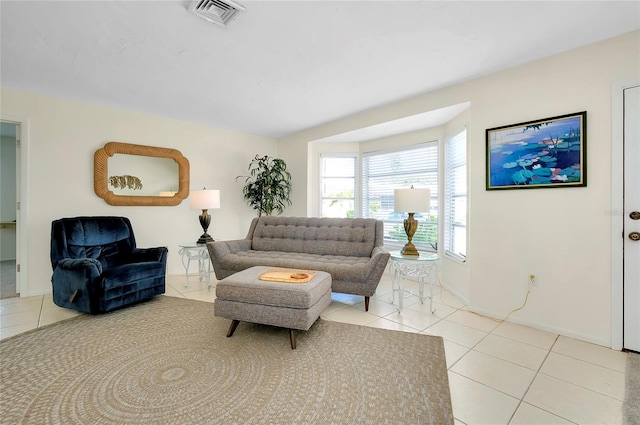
[1,1,639,140]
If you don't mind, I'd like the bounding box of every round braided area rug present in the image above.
[1,296,453,424]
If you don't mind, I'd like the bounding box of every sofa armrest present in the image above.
[366,246,391,275]
[208,239,251,257]
[206,239,252,279]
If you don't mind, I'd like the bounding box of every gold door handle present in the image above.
[630,232,640,242]
[631,211,640,220]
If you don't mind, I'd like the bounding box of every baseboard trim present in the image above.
[467,305,612,349]
[439,281,469,306]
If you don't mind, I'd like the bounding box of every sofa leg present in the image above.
[227,320,240,337]
[364,296,370,311]
[289,329,297,350]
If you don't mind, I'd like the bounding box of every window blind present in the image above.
[362,142,438,250]
[444,128,467,260]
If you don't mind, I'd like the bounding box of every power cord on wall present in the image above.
[434,271,534,324]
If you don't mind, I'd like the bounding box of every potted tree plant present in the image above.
[238,154,292,216]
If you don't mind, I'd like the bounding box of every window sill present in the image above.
[444,251,466,264]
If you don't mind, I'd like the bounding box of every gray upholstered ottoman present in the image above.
[214,266,332,349]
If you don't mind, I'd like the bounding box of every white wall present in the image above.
[0,88,277,296]
[278,30,640,346]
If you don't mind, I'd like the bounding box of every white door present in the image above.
[624,85,640,352]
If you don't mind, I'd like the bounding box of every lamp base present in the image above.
[401,213,420,256]
[401,242,419,256]
[196,233,214,244]
[196,210,213,244]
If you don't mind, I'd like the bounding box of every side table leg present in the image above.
[390,261,399,304]
[198,257,204,282]
[179,248,191,288]
[205,260,211,286]
[390,261,403,313]
[418,271,425,304]
[428,265,436,314]
[397,264,404,313]
[184,256,192,287]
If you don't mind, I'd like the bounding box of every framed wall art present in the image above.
[486,111,587,190]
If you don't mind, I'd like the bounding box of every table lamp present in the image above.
[394,185,430,256]
[189,188,220,244]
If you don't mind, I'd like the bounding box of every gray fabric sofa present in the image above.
[206,216,390,311]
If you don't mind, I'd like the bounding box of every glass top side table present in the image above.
[388,250,439,313]
[178,243,212,287]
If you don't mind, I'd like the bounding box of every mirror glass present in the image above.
[108,154,179,196]
[94,142,190,206]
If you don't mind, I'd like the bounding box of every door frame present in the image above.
[611,80,639,350]
[0,116,29,297]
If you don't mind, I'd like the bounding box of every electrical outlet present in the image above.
[529,274,536,286]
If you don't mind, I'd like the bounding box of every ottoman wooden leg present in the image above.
[289,329,296,350]
[227,320,240,337]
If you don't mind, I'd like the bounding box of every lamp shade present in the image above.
[189,189,220,210]
[394,187,430,213]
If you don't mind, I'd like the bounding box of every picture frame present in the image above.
[486,111,587,190]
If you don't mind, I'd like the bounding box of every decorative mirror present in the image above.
[94,142,190,206]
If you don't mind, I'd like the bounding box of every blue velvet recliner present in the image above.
[50,216,167,314]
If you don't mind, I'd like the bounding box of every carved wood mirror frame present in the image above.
[94,142,190,206]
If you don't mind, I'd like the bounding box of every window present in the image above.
[362,143,438,251]
[319,155,356,218]
[444,128,467,260]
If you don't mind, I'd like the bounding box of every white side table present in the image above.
[389,250,439,313]
[178,244,212,287]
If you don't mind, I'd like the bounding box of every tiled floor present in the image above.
[1,273,629,424]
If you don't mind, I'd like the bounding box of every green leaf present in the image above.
[238,155,292,216]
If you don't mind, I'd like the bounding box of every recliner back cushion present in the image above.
[53,217,135,269]
[67,241,132,269]
[251,217,376,257]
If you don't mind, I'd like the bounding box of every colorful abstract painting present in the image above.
[486,112,587,190]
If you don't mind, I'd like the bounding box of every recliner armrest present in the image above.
[56,258,103,275]
[130,246,168,263]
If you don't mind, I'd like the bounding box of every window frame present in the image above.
[318,154,358,218]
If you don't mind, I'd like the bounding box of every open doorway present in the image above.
[0,121,18,298]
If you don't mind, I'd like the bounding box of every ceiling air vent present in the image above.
[188,0,246,27]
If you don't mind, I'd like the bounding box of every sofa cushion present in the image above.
[251,217,377,257]
[218,250,371,282]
